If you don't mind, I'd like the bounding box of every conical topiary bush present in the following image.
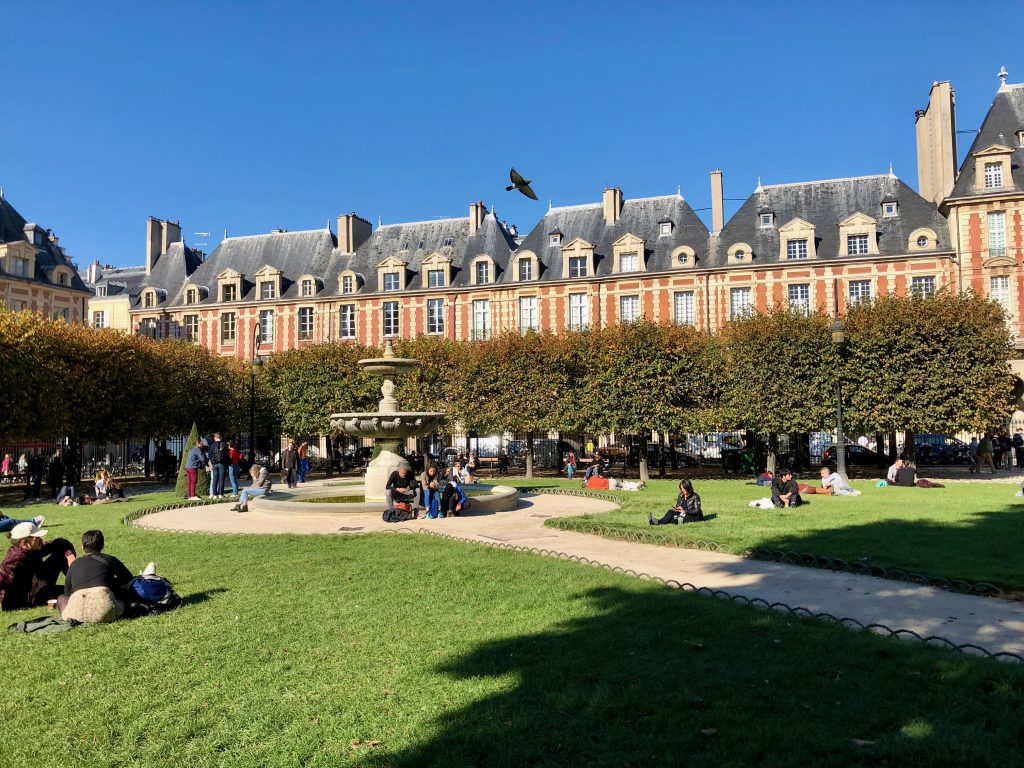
[175,422,210,498]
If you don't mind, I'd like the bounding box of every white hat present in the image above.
[10,522,47,540]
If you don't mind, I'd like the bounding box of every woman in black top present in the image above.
[649,480,703,525]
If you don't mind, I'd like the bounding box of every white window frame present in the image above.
[342,275,354,294]
[301,279,314,298]
[911,276,936,298]
[549,233,561,247]
[673,291,694,325]
[788,283,810,315]
[427,298,445,335]
[848,280,872,305]
[568,256,587,279]
[619,294,641,324]
[984,162,1004,189]
[222,283,237,302]
[298,307,314,340]
[619,252,639,273]
[475,261,489,286]
[221,312,236,343]
[259,309,275,342]
[383,272,401,292]
[882,202,898,218]
[518,259,532,282]
[847,234,870,256]
[519,296,538,333]
[427,269,445,288]
[988,212,1007,258]
[659,222,672,236]
[339,304,356,339]
[183,314,200,341]
[569,293,589,330]
[786,239,808,260]
[382,301,399,337]
[729,287,752,319]
[92,310,106,328]
[990,275,1011,314]
[259,281,276,300]
[759,213,774,228]
[471,299,490,340]
[96,285,107,297]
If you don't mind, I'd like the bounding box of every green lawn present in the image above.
[502,478,1024,592]
[1,492,1023,767]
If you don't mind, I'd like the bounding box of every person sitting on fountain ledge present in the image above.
[386,462,417,511]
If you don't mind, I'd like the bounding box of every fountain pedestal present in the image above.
[329,342,446,504]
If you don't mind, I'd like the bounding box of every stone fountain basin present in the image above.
[357,357,420,376]
[329,412,446,438]
[249,482,520,515]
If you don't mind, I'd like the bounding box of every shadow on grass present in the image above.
[179,587,229,607]
[367,585,1022,767]
[751,504,1024,592]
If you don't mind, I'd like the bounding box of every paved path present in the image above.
[135,487,1024,657]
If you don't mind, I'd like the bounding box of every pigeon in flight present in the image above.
[506,168,538,200]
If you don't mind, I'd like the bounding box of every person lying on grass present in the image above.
[0,522,76,611]
[58,529,134,624]
[648,479,703,525]
[0,510,44,534]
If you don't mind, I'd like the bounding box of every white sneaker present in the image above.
[141,562,156,576]
[188,496,201,501]
[1016,490,1023,497]
[32,515,45,526]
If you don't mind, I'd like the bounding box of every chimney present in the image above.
[710,169,724,234]
[469,200,487,235]
[336,213,372,253]
[602,187,623,225]
[162,220,182,253]
[915,81,957,206]
[87,258,100,284]
[146,217,161,274]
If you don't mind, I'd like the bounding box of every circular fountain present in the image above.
[329,341,446,502]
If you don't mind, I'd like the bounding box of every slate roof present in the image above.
[94,266,148,303]
[0,196,91,293]
[329,212,517,295]
[712,175,952,267]
[950,83,1024,199]
[138,241,205,307]
[154,229,335,307]
[515,194,709,281]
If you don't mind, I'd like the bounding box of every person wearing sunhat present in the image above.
[0,522,76,611]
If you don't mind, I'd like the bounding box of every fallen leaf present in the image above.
[84,673,93,680]
[700,728,717,736]
[382,689,393,695]
[57,681,66,686]
[366,740,384,747]
[851,739,876,747]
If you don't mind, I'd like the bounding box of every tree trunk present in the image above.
[904,432,916,463]
[525,434,535,479]
[874,432,886,469]
[639,437,650,483]
[888,432,898,463]
[766,432,778,475]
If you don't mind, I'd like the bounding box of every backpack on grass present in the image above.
[129,575,181,615]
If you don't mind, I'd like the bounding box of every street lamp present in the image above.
[249,324,263,465]
[831,319,848,481]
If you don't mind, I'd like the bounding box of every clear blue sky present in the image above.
[4,1,1020,268]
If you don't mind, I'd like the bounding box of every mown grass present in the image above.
[504,477,1024,591]
[0,492,1022,767]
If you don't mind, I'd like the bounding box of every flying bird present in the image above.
[506,168,538,200]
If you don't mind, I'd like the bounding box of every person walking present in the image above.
[227,439,242,496]
[564,450,577,480]
[209,432,230,499]
[971,433,997,474]
[281,439,299,488]
[297,440,310,483]
[1,453,11,483]
[1014,429,1024,470]
[47,449,65,500]
[184,437,207,501]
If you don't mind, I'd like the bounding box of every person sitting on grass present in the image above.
[886,458,903,484]
[0,511,44,534]
[649,479,703,525]
[892,461,945,489]
[756,470,775,487]
[0,522,76,611]
[58,530,134,624]
[771,469,802,508]
[232,463,272,513]
[819,466,861,496]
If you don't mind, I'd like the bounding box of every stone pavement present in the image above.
[134,486,1024,658]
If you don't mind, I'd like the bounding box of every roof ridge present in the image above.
[377,216,469,229]
[761,174,894,189]
[624,194,684,203]
[223,228,331,241]
[547,202,600,213]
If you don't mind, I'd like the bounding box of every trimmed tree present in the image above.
[175,422,210,498]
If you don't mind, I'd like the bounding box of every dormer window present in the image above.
[847,234,870,255]
[144,292,155,308]
[342,275,354,294]
[759,212,774,228]
[58,273,67,286]
[185,288,198,305]
[549,232,562,247]
[259,281,276,300]
[619,252,639,273]
[222,283,237,302]
[1017,128,1024,147]
[383,272,401,291]
[677,253,688,264]
[475,260,489,285]
[984,162,1004,189]
[97,285,107,297]
[734,249,746,261]
[427,269,445,288]
[659,221,673,236]
[882,201,898,218]
[518,259,532,281]
[442,237,453,248]
[917,235,929,248]
[301,278,314,297]
[568,256,587,278]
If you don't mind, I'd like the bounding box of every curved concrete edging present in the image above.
[249,483,519,515]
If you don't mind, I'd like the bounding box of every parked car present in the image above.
[821,444,881,466]
[626,443,700,468]
[913,434,970,465]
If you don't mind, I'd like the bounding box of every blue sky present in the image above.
[4,1,1020,268]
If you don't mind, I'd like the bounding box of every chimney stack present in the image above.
[469,201,487,235]
[602,187,623,225]
[145,217,182,275]
[915,81,957,206]
[710,169,724,234]
[336,213,372,253]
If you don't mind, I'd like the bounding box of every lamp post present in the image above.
[831,319,848,481]
[249,324,263,465]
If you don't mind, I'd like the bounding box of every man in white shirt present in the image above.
[820,467,861,496]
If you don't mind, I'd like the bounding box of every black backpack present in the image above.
[214,442,229,465]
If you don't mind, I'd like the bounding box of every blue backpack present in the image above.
[129,576,181,613]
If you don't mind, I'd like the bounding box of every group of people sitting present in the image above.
[0,522,176,624]
[56,470,127,507]
[884,458,945,488]
[383,461,469,522]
